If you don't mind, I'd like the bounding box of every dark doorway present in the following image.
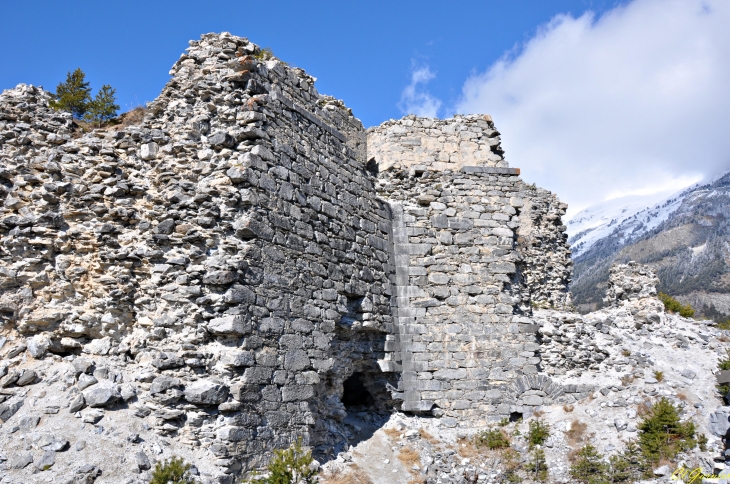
[509,412,523,423]
[342,372,375,408]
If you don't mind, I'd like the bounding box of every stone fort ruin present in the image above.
[0,32,573,477]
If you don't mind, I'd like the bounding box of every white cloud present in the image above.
[455,0,730,218]
[399,64,442,118]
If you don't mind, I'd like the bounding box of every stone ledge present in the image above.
[461,166,521,175]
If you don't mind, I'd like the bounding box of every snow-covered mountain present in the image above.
[569,172,730,316]
[566,190,684,257]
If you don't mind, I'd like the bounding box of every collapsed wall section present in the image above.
[516,185,573,310]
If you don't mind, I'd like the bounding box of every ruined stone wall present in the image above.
[0,32,399,479]
[367,114,508,173]
[516,185,572,309]
[0,32,574,482]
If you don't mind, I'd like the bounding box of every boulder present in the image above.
[83,381,121,407]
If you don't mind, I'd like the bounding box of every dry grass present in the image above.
[419,428,437,444]
[567,446,582,464]
[563,404,574,413]
[398,447,421,469]
[532,410,545,417]
[676,392,689,402]
[637,402,651,417]
[566,420,589,448]
[319,464,373,484]
[382,427,401,439]
[621,374,636,386]
[114,106,146,128]
[457,437,507,461]
[457,437,482,459]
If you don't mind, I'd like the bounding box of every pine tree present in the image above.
[49,68,91,118]
[84,85,119,127]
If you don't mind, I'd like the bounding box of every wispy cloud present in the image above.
[455,0,730,218]
[398,63,442,118]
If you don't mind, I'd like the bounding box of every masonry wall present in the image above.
[375,167,542,425]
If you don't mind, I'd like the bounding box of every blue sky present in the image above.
[3,0,729,216]
[0,0,617,127]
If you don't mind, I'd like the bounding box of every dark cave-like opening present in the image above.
[509,411,523,422]
[342,372,375,408]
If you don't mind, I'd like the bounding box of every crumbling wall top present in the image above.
[367,113,507,174]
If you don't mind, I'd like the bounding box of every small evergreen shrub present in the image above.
[653,370,664,382]
[658,293,695,318]
[474,428,510,450]
[569,445,608,484]
[501,449,522,483]
[245,437,318,484]
[49,68,92,118]
[607,441,649,482]
[637,397,695,464]
[149,457,198,484]
[527,419,550,448]
[525,448,548,481]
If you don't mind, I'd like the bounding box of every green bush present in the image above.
[49,68,119,126]
[525,448,548,481]
[658,293,695,318]
[637,397,695,464]
[149,457,198,484]
[607,441,649,482]
[245,437,318,484]
[569,445,608,484]
[84,84,119,128]
[527,419,550,449]
[474,428,510,450]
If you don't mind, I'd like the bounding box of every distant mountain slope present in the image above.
[569,172,730,316]
[567,190,681,257]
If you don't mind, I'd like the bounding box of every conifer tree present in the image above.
[49,68,91,118]
[84,85,119,127]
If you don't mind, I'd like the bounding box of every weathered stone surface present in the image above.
[207,315,250,335]
[184,380,229,405]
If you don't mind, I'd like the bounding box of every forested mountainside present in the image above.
[570,172,730,316]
